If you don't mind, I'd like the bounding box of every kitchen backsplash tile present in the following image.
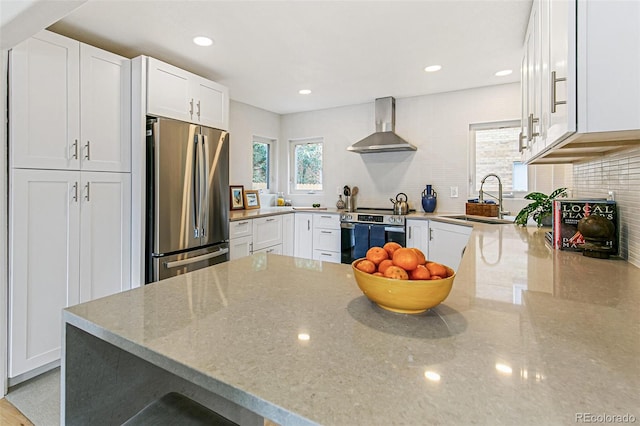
[573,146,640,267]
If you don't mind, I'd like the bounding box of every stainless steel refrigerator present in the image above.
[145,117,229,283]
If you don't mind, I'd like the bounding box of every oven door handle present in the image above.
[384,226,405,233]
[340,222,355,229]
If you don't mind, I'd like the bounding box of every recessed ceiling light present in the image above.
[424,65,442,73]
[299,89,312,95]
[495,69,513,77]
[193,36,213,47]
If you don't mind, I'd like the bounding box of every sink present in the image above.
[441,215,514,225]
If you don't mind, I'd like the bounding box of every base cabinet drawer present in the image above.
[312,228,340,252]
[313,250,340,264]
[229,220,252,239]
[253,244,282,255]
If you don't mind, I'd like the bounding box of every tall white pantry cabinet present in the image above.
[8,30,132,379]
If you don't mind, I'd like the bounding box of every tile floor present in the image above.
[5,368,60,425]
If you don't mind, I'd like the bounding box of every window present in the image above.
[470,121,526,194]
[289,138,323,193]
[252,136,275,190]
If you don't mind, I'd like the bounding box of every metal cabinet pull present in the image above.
[72,182,78,202]
[429,228,433,241]
[320,215,331,218]
[84,182,90,201]
[189,98,194,117]
[84,141,91,160]
[238,221,249,225]
[518,131,527,153]
[408,226,412,240]
[197,100,201,119]
[321,230,332,234]
[551,71,567,113]
[266,218,276,222]
[72,140,78,159]
[527,113,540,141]
[307,220,311,231]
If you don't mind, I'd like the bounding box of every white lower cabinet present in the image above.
[282,213,295,256]
[253,216,282,251]
[294,213,313,259]
[406,219,429,258]
[229,214,293,260]
[428,221,472,271]
[9,169,131,378]
[312,214,341,263]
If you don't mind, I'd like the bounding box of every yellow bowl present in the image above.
[351,258,455,314]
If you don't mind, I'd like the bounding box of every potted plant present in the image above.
[515,188,568,227]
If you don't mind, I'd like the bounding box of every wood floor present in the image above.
[0,398,33,426]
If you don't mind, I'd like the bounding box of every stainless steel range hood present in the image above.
[348,97,417,153]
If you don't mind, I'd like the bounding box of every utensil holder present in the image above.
[345,195,357,212]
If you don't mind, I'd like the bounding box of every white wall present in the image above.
[279,83,523,212]
[228,100,280,206]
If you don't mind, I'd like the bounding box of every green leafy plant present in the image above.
[515,188,568,227]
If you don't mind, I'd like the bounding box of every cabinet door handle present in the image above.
[320,252,331,257]
[72,182,78,202]
[266,218,276,222]
[72,139,78,160]
[429,228,433,241]
[308,220,310,231]
[320,215,331,218]
[266,248,274,253]
[84,182,90,201]
[518,131,527,153]
[408,226,412,240]
[551,71,567,113]
[238,221,249,225]
[197,100,201,119]
[527,113,540,141]
[84,141,91,160]
[189,98,194,117]
[321,230,332,234]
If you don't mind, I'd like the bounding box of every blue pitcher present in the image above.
[421,185,437,213]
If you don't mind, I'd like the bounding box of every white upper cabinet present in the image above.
[80,44,131,172]
[146,57,229,130]
[10,31,80,170]
[10,30,131,172]
[522,0,640,164]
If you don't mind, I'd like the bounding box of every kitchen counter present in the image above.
[62,223,639,425]
[229,207,341,221]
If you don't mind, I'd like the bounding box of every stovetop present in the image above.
[340,207,413,225]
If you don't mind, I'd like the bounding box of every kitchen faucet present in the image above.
[478,173,510,219]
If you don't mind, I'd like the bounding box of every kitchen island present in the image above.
[62,223,639,425]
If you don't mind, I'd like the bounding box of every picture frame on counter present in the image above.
[244,190,260,210]
[230,185,244,210]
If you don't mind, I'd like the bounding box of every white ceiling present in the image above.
[46,0,532,115]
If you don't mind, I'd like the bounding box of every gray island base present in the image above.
[62,225,639,425]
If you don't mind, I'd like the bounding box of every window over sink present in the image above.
[469,120,527,195]
[289,137,323,194]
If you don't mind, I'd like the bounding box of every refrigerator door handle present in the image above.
[192,133,200,239]
[164,248,229,269]
[200,133,210,238]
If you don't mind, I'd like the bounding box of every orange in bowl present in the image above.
[351,258,455,314]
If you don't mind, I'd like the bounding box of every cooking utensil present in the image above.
[352,186,359,196]
[390,192,409,215]
[343,185,351,196]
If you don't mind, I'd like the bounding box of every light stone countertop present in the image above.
[64,223,640,425]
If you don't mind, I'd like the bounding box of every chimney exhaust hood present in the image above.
[347,97,417,154]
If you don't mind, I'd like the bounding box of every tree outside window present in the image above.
[290,138,323,193]
[252,136,274,190]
